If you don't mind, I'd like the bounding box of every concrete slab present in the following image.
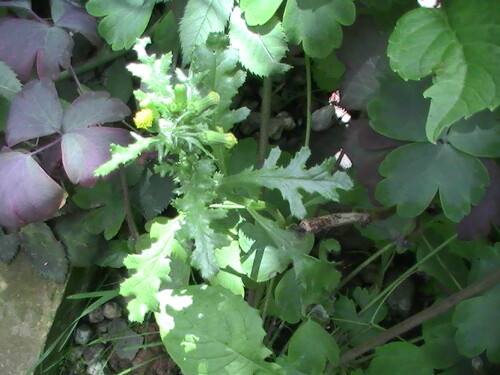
[0,256,65,375]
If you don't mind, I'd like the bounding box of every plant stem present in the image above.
[304,56,312,148]
[56,50,130,82]
[119,167,139,244]
[258,77,272,167]
[69,65,84,95]
[335,269,500,368]
[28,138,62,156]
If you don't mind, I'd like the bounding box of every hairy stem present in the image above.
[119,167,139,244]
[335,269,500,368]
[258,77,272,167]
[304,56,312,148]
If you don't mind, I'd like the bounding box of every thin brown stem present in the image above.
[335,269,500,368]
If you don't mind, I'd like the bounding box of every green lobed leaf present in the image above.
[152,11,180,53]
[285,319,340,373]
[283,0,356,58]
[447,110,500,158]
[229,7,291,77]
[312,52,345,91]
[179,0,234,63]
[222,147,352,219]
[120,217,187,322]
[0,61,22,101]
[240,0,283,26]
[86,0,156,50]
[275,270,302,323]
[375,143,489,222]
[366,342,434,375]
[155,285,282,375]
[388,1,500,142]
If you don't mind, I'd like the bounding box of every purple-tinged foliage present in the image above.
[0,149,66,227]
[0,0,30,11]
[457,160,500,240]
[6,78,131,186]
[0,0,98,81]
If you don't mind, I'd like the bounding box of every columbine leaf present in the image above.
[61,127,131,186]
[0,61,22,101]
[447,111,500,158]
[62,91,131,131]
[367,73,429,142]
[0,19,72,81]
[452,285,500,363]
[366,342,434,375]
[20,222,68,283]
[179,0,234,62]
[222,147,352,219]
[376,143,489,222]
[283,0,355,58]
[51,0,100,45]
[86,0,155,50]
[312,52,344,92]
[388,1,500,142]
[156,285,282,375]
[6,79,62,147]
[229,7,291,77]
[121,217,186,322]
[240,0,283,26]
[0,149,66,228]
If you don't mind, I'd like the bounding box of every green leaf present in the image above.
[229,7,291,77]
[376,143,489,222]
[155,285,282,375]
[447,110,500,158]
[421,313,462,369]
[120,217,187,322]
[452,285,500,363]
[283,0,356,58]
[152,11,180,53]
[285,319,339,373]
[312,52,344,91]
[19,222,68,283]
[0,61,22,101]
[179,0,234,62]
[86,0,156,50]
[222,147,352,219]
[138,170,175,220]
[275,270,302,323]
[388,1,500,142]
[101,58,133,103]
[366,342,434,375]
[240,0,283,26]
[367,73,429,142]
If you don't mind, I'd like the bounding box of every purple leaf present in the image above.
[61,127,131,186]
[0,149,66,227]
[0,18,73,81]
[6,79,63,147]
[62,91,131,131]
[457,160,500,240]
[52,0,100,46]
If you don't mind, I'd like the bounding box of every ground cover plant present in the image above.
[0,0,499,374]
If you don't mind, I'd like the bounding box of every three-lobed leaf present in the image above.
[240,0,283,26]
[365,342,434,375]
[388,0,500,141]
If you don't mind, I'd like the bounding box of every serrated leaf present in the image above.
[222,147,352,219]
[152,11,180,53]
[388,1,500,141]
[0,228,20,263]
[286,319,339,373]
[179,0,233,62]
[240,0,283,26]
[312,52,344,91]
[447,110,500,158]
[452,285,500,363]
[20,222,68,283]
[376,143,489,222]
[275,270,302,323]
[0,149,66,227]
[0,61,22,101]
[366,342,434,375]
[0,19,73,81]
[100,58,133,103]
[367,73,429,142]
[283,0,355,58]
[86,0,155,50]
[121,217,184,322]
[139,171,175,220]
[229,7,291,77]
[156,285,282,375]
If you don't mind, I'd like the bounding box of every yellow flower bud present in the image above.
[134,108,154,129]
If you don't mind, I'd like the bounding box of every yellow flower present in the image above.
[133,108,154,129]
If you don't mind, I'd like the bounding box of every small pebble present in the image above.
[86,361,106,375]
[74,324,93,345]
[88,306,104,324]
[103,302,122,319]
[82,343,105,364]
